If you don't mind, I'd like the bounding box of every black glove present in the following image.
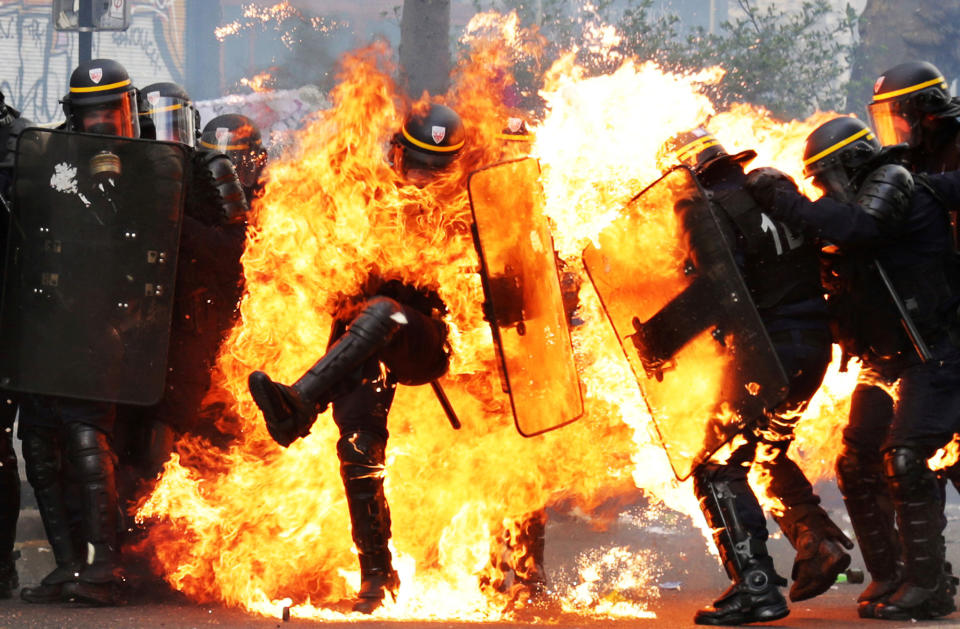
[744,167,799,211]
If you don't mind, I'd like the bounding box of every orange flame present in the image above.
[240,72,275,93]
[140,11,864,621]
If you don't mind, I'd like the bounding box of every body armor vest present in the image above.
[711,188,823,310]
[827,172,958,362]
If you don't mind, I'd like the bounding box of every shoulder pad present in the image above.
[855,163,914,229]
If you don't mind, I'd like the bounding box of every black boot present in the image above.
[512,510,548,598]
[773,503,852,602]
[835,448,902,618]
[0,551,18,599]
[695,554,790,626]
[693,468,789,626]
[0,402,20,599]
[62,424,124,606]
[250,297,409,447]
[338,431,399,614]
[873,447,953,621]
[20,428,82,604]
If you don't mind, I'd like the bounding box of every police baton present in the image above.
[430,380,461,430]
[875,259,933,362]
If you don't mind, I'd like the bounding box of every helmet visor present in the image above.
[72,91,139,138]
[141,96,195,147]
[868,100,912,146]
[811,167,854,203]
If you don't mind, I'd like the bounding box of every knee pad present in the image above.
[65,424,115,483]
[337,431,387,466]
[883,446,938,500]
[883,446,926,481]
[337,431,387,494]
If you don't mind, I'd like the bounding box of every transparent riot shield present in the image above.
[582,166,788,480]
[468,157,584,436]
[0,128,188,405]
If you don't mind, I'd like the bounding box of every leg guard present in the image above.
[20,426,81,603]
[337,431,398,613]
[693,465,789,626]
[873,446,954,620]
[63,423,122,606]
[835,446,901,609]
[250,297,408,447]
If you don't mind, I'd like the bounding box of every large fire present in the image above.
[138,11,864,621]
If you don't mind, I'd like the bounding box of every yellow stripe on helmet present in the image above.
[70,79,132,93]
[140,103,184,115]
[873,76,947,102]
[675,136,719,163]
[803,127,873,168]
[401,126,464,153]
[199,139,253,151]
[496,132,532,142]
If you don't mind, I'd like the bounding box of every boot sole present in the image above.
[694,604,789,625]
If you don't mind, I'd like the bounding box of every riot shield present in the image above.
[0,128,188,405]
[468,157,583,436]
[582,166,788,480]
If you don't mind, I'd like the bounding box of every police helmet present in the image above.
[62,58,139,138]
[802,116,881,201]
[200,114,268,190]
[138,82,197,147]
[657,127,756,176]
[395,103,465,172]
[868,61,960,146]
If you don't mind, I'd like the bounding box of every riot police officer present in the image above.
[248,103,464,614]
[137,81,198,147]
[118,82,247,485]
[16,58,140,606]
[657,128,848,625]
[867,61,960,174]
[746,115,960,620]
[199,114,268,204]
[0,88,30,598]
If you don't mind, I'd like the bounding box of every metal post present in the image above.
[78,0,93,64]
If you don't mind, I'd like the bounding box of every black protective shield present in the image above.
[468,157,583,436]
[0,128,188,405]
[582,166,788,480]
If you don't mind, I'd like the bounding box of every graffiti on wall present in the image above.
[0,0,188,124]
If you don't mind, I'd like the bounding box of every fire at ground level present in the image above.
[3,482,960,628]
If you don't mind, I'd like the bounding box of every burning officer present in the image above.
[656,128,849,625]
[746,115,960,620]
[0,87,30,598]
[200,114,269,205]
[248,103,464,613]
[7,58,188,606]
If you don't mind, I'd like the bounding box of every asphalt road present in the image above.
[3,481,960,628]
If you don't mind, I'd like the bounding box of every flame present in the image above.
[140,11,868,621]
[240,72,275,93]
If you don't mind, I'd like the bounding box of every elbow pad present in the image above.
[189,149,249,224]
[855,163,914,231]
